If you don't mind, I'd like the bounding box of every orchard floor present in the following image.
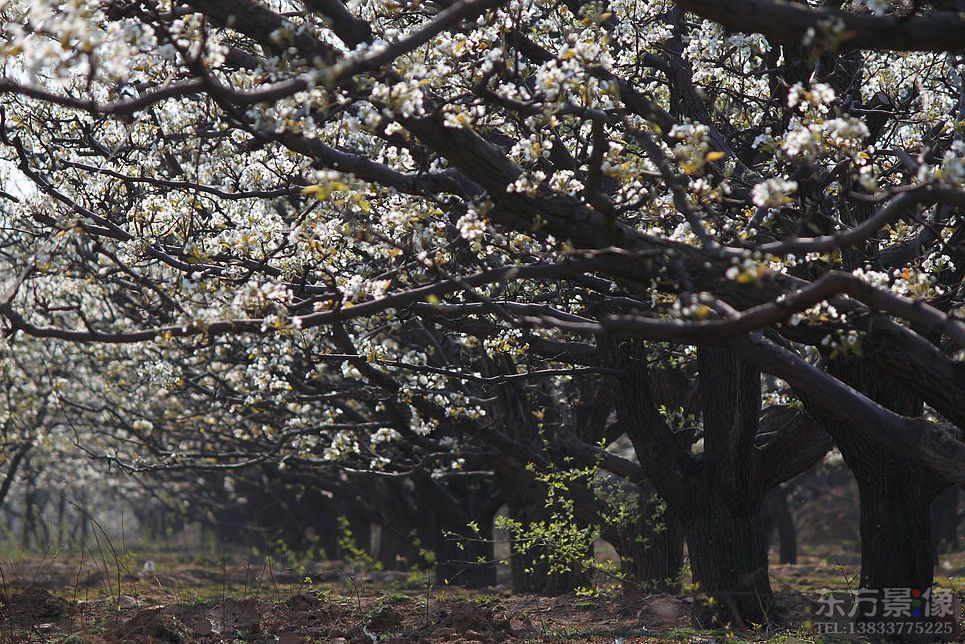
[0,547,961,643]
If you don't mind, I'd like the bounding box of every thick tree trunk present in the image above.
[930,486,959,554]
[854,458,936,594]
[434,510,497,588]
[371,480,424,570]
[609,486,685,592]
[763,488,797,564]
[486,355,595,595]
[686,493,773,627]
[429,482,498,589]
[508,486,592,595]
[616,510,685,593]
[609,343,787,626]
[822,357,945,597]
[840,446,945,643]
[686,348,774,626]
[303,499,340,561]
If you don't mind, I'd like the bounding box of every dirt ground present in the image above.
[0,546,961,643]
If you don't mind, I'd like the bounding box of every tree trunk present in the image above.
[823,357,945,596]
[376,524,422,570]
[372,480,425,570]
[429,483,499,589]
[930,486,959,554]
[434,509,497,588]
[686,494,772,627]
[0,443,29,510]
[612,488,685,592]
[854,458,936,594]
[508,485,592,595]
[609,342,783,626]
[686,347,774,626]
[315,507,340,561]
[617,515,685,593]
[22,474,37,550]
[763,488,797,564]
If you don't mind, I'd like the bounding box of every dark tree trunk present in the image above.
[930,486,959,554]
[434,509,497,588]
[0,443,29,509]
[821,357,946,597]
[376,524,422,570]
[22,471,37,550]
[486,355,593,595]
[56,494,68,545]
[314,506,340,561]
[610,486,685,593]
[855,459,936,594]
[609,342,792,627]
[508,483,592,595]
[686,348,773,627]
[76,490,90,543]
[763,488,797,564]
[686,491,773,627]
[37,492,50,546]
[369,480,424,570]
[428,480,498,589]
[616,510,685,593]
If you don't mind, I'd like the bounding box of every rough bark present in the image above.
[688,347,774,625]
[434,511,497,588]
[372,480,424,570]
[853,456,936,594]
[612,488,685,593]
[611,342,781,625]
[686,492,773,627]
[822,357,947,595]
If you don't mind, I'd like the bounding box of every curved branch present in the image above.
[760,187,965,256]
[521,270,965,350]
[0,78,205,116]
[675,0,965,52]
[730,333,965,486]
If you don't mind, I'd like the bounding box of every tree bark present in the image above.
[853,456,936,594]
[427,479,499,588]
[610,342,786,626]
[613,492,685,593]
[930,486,959,554]
[434,510,497,588]
[0,443,29,510]
[764,487,797,564]
[687,347,774,626]
[507,481,592,595]
[371,480,424,570]
[822,357,947,596]
[686,491,773,627]
[376,524,422,570]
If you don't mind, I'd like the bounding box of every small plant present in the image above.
[382,591,410,604]
[337,516,381,572]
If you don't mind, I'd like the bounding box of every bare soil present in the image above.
[0,547,960,642]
